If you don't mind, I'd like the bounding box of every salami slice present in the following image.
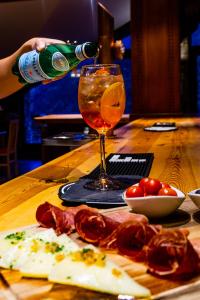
[74,209,120,244]
[146,229,200,279]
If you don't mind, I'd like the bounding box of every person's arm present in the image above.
[0,37,66,99]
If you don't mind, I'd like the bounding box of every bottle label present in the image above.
[18,50,51,83]
[52,52,70,71]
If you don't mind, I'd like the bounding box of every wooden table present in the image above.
[1,117,200,299]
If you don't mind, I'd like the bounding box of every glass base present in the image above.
[83,176,126,191]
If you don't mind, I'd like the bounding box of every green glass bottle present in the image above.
[12,42,98,84]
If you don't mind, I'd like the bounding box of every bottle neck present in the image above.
[75,42,98,61]
[75,43,90,61]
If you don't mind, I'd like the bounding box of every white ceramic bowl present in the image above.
[122,185,185,218]
[188,188,200,209]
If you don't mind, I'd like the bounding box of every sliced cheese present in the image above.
[0,227,79,277]
[49,245,151,298]
[20,230,79,278]
[0,228,151,297]
[0,226,38,269]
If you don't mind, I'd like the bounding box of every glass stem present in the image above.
[99,134,107,179]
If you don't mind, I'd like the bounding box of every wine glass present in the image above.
[78,64,126,191]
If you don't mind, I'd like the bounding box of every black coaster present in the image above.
[153,122,176,127]
[192,211,200,223]
[83,153,154,179]
[149,209,191,227]
[59,153,154,208]
[59,175,142,208]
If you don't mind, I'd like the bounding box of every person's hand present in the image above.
[22,37,66,52]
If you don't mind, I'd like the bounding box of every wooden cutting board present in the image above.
[1,225,200,300]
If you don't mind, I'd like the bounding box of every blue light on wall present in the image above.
[191,24,200,46]
[24,73,79,144]
[122,35,131,49]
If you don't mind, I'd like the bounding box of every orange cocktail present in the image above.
[78,64,126,191]
[78,66,125,135]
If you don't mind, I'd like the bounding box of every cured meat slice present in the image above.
[74,208,149,245]
[36,202,65,232]
[146,229,200,279]
[74,209,119,244]
[98,224,121,250]
[190,238,200,258]
[116,222,161,261]
[36,202,90,235]
[99,221,161,260]
[36,202,149,242]
[105,210,148,224]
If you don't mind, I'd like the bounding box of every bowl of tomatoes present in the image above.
[122,177,185,218]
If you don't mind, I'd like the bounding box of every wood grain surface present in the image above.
[1,117,200,299]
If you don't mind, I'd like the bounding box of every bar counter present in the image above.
[1,117,200,299]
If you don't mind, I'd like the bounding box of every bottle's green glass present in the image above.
[12,42,98,84]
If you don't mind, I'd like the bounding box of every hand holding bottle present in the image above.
[12,40,98,84]
[0,37,67,99]
[22,37,68,84]
[23,37,66,52]
[0,37,98,99]
[13,37,67,64]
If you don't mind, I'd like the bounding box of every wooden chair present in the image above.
[0,119,19,179]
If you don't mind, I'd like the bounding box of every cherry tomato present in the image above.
[125,185,144,198]
[158,187,177,196]
[142,178,162,195]
[161,182,171,188]
[139,177,151,190]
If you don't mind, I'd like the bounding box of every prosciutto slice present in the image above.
[105,210,148,224]
[74,209,119,244]
[74,208,149,246]
[74,207,158,261]
[116,222,161,261]
[36,202,90,235]
[146,229,200,279]
[99,221,161,262]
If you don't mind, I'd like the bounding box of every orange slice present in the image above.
[100,82,125,124]
[95,68,109,76]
